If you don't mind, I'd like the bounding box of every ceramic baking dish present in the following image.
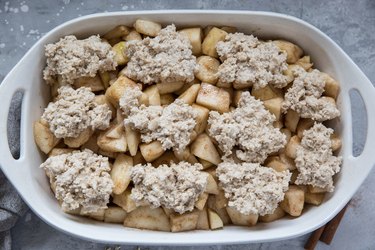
[0,10,375,245]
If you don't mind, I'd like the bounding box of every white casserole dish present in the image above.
[0,10,375,245]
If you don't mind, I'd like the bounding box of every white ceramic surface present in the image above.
[0,10,375,246]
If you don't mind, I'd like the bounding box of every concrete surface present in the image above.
[1,0,375,249]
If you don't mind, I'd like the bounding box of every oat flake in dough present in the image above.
[40,149,113,213]
[295,123,342,192]
[208,91,286,163]
[124,24,197,84]
[282,66,340,121]
[216,161,291,216]
[216,33,288,89]
[130,162,207,214]
[43,35,117,85]
[41,85,112,138]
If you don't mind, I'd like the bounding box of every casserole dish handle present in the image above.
[0,78,27,174]
[350,81,375,165]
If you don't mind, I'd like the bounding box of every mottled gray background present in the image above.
[0,0,374,249]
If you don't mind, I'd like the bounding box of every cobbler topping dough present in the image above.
[40,149,113,213]
[43,35,117,85]
[130,162,207,214]
[295,123,342,192]
[41,86,112,138]
[119,86,143,116]
[282,66,340,121]
[216,162,291,216]
[89,104,112,130]
[216,33,288,89]
[125,99,197,152]
[208,91,286,163]
[124,24,197,84]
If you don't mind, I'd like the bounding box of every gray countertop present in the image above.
[1,0,375,249]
